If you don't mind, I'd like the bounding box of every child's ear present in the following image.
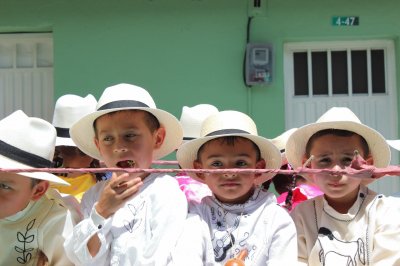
[193,160,205,180]
[255,159,266,177]
[154,127,166,149]
[31,180,49,201]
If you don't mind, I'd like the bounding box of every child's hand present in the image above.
[95,173,143,218]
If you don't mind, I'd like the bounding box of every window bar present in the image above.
[307,50,313,97]
[34,43,38,69]
[347,49,353,96]
[12,42,16,69]
[367,48,372,96]
[327,50,333,97]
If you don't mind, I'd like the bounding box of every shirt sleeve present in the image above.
[41,207,75,266]
[63,181,114,265]
[170,213,210,266]
[137,177,188,266]
[371,196,400,265]
[266,205,298,266]
[290,204,309,266]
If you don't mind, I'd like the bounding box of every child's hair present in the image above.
[52,146,105,182]
[196,136,261,161]
[305,129,370,157]
[93,110,160,136]
[31,178,42,188]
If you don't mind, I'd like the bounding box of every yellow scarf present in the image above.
[52,173,96,202]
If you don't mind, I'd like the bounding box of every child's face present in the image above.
[55,146,94,168]
[94,111,165,176]
[194,137,265,204]
[0,173,48,219]
[306,134,371,204]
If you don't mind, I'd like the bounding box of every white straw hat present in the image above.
[0,110,69,185]
[269,128,297,165]
[286,107,390,183]
[270,128,298,152]
[52,94,97,147]
[179,104,219,142]
[177,110,282,185]
[387,140,400,151]
[70,83,183,160]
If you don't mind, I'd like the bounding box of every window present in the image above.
[0,33,54,121]
[291,42,388,97]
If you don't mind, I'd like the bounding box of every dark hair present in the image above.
[31,178,41,188]
[93,110,160,136]
[197,136,261,161]
[305,129,370,157]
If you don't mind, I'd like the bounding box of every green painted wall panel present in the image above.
[1,0,400,140]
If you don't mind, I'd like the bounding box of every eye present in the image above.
[342,157,353,166]
[236,160,248,167]
[318,157,331,165]
[210,161,223,167]
[125,133,138,139]
[0,183,11,190]
[103,135,113,142]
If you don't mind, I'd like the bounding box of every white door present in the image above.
[284,40,399,195]
[0,33,54,121]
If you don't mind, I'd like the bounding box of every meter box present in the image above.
[245,43,273,86]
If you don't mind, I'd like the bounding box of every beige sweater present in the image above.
[0,189,74,266]
[291,185,400,266]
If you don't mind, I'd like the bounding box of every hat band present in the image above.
[55,127,70,138]
[98,100,149,111]
[0,140,52,168]
[206,129,250,137]
[183,137,195,140]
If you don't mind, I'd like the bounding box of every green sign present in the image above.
[332,16,359,26]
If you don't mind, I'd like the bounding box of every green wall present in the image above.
[1,0,400,139]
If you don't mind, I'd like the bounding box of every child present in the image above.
[287,107,400,265]
[176,103,219,203]
[0,110,75,265]
[64,83,188,265]
[269,128,322,211]
[171,110,297,265]
[51,93,105,201]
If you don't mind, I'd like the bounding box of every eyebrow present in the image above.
[205,153,252,159]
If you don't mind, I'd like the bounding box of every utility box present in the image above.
[245,43,273,86]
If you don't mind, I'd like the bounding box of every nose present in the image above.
[223,170,237,178]
[113,139,128,153]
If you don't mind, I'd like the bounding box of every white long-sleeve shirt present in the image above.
[64,173,188,266]
[171,187,297,265]
[291,185,400,266]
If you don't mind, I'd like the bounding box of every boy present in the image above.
[0,110,75,265]
[172,110,297,265]
[64,83,188,265]
[51,93,103,201]
[287,107,400,265]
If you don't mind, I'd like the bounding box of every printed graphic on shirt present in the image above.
[124,201,145,233]
[317,227,366,266]
[15,219,36,264]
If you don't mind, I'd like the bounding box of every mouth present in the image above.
[116,160,136,168]
[221,182,240,187]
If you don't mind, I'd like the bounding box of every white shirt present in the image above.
[291,185,400,266]
[64,173,188,266]
[171,187,297,265]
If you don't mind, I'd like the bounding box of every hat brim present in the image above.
[56,137,76,147]
[0,154,70,186]
[70,107,183,161]
[286,121,391,185]
[177,133,282,185]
